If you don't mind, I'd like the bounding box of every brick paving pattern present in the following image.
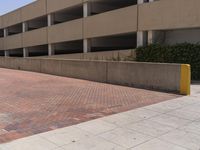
[0,68,180,143]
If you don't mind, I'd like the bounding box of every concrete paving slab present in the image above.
[39,126,93,146]
[99,127,152,149]
[149,114,191,128]
[179,121,200,135]
[130,139,188,150]
[101,108,160,126]
[144,99,184,113]
[125,119,174,137]
[166,108,200,121]
[75,119,117,135]
[159,129,200,150]
[0,135,57,150]
[60,136,126,150]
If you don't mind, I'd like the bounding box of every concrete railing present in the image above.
[0,57,190,94]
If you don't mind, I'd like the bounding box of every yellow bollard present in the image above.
[180,64,191,95]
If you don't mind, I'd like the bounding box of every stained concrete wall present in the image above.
[0,57,181,92]
[139,0,200,31]
[107,62,181,92]
[38,50,136,61]
[83,5,138,38]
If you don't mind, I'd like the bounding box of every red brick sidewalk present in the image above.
[0,68,179,143]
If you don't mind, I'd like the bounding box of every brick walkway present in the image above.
[0,68,179,143]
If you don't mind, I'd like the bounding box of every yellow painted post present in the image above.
[180,64,191,95]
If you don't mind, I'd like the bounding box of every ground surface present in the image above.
[0,85,199,150]
[0,68,179,144]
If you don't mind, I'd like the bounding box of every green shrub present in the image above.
[136,43,200,80]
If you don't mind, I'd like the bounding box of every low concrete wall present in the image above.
[37,50,136,61]
[0,57,183,93]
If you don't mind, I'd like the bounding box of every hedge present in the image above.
[136,43,200,80]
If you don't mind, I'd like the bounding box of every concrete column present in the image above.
[83,2,91,17]
[48,14,54,26]
[148,31,154,45]
[137,0,144,4]
[83,2,92,53]
[23,23,29,57]
[22,22,28,32]
[137,31,147,48]
[23,48,29,57]
[48,14,55,56]
[4,29,9,57]
[3,28,8,37]
[137,0,145,48]
[148,30,166,45]
[48,44,55,56]
[4,50,10,57]
[83,39,91,53]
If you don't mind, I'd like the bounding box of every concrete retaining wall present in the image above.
[0,57,182,93]
[37,50,136,61]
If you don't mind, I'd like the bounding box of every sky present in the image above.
[0,0,35,16]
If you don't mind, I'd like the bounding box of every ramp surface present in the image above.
[0,68,179,143]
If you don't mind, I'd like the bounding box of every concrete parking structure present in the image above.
[0,0,200,57]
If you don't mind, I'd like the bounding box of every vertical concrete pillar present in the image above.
[137,0,144,4]
[83,39,91,53]
[48,44,55,56]
[23,48,29,57]
[137,0,145,48]
[48,14,55,56]
[22,23,29,57]
[48,14,54,26]
[148,30,154,45]
[147,0,155,45]
[3,28,8,37]
[22,22,28,32]
[4,29,8,57]
[4,51,10,57]
[137,31,147,48]
[148,30,166,45]
[83,2,91,53]
[83,2,91,17]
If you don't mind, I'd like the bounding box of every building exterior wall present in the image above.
[22,27,48,47]
[0,0,200,57]
[83,5,138,38]
[48,19,83,43]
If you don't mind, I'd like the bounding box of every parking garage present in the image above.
[7,23,22,36]
[89,33,137,52]
[88,0,137,15]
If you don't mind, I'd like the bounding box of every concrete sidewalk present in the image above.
[0,85,200,150]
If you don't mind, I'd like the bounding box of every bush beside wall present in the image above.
[136,43,200,80]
